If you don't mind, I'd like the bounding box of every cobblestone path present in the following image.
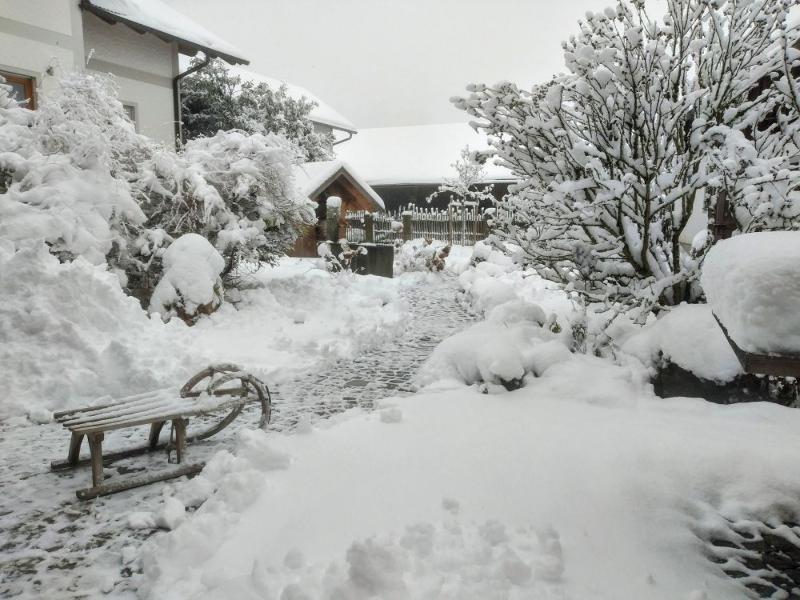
[270,273,475,430]
[0,273,474,599]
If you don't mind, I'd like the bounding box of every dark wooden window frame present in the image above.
[0,70,36,110]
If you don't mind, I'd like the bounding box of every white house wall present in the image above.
[0,0,83,97]
[82,11,177,147]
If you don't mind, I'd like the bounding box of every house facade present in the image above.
[0,0,247,148]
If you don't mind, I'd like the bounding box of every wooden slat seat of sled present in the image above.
[50,364,271,500]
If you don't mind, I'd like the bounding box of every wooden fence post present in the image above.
[365,212,374,243]
[325,197,341,241]
[402,212,412,241]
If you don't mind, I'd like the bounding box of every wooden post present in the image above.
[365,212,374,243]
[87,433,104,487]
[148,421,165,450]
[326,205,340,241]
[173,418,187,464]
[402,212,412,242]
[712,189,736,240]
[67,432,84,466]
[447,206,453,245]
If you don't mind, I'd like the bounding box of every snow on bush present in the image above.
[394,238,452,273]
[142,129,316,283]
[1,71,315,299]
[0,72,149,271]
[418,299,569,391]
[701,231,800,354]
[453,1,800,320]
[149,234,225,324]
[0,253,405,422]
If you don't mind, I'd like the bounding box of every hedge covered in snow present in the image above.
[0,71,315,299]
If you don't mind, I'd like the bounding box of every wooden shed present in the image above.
[291,160,385,257]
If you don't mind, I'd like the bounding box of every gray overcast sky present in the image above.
[167,0,626,129]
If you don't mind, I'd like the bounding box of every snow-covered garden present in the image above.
[2,0,800,599]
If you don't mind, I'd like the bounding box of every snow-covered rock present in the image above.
[702,231,800,354]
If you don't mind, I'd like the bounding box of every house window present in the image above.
[1,71,35,109]
[122,103,138,131]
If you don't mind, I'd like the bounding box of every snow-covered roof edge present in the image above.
[81,0,249,65]
[294,160,385,211]
[230,66,356,134]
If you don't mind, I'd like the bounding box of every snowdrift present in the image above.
[0,243,196,421]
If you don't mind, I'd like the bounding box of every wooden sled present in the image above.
[51,364,271,500]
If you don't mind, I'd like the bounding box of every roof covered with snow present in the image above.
[293,160,384,210]
[81,0,248,65]
[334,123,515,186]
[229,67,356,134]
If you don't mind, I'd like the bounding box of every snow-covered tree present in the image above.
[1,71,317,295]
[181,58,333,161]
[140,130,316,281]
[426,146,496,207]
[0,72,149,275]
[453,0,799,320]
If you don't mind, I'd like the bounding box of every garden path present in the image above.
[0,272,474,599]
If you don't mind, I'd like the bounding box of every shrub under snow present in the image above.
[454,1,800,320]
[395,239,452,273]
[149,234,225,324]
[142,130,316,283]
[701,231,800,355]
[0,72,149,270]
[417,299,569,391]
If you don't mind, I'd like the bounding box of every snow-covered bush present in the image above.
[453,0,800,321]
[1,71,315,302]
[318,239,367,273]
[395,239,452,273]
[181,58,333,161]
[141,130,316,284]
[418,299,570,392]
[149,234,225,324]
[426,146,496,207]
[0,72,150,273]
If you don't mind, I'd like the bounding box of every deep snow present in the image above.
[3,242,799,600]
[138,357,800,600]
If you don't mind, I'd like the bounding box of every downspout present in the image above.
[173,56,210,147]
[332,131,355,146]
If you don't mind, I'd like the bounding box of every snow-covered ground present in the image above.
[0,245,405,422]
[127,243,800,600]
[139,365,800,600]
[0,251,410,597]
[3,243,799,600]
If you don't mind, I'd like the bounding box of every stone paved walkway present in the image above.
[270,273,475,430]
[0,272,475,599]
